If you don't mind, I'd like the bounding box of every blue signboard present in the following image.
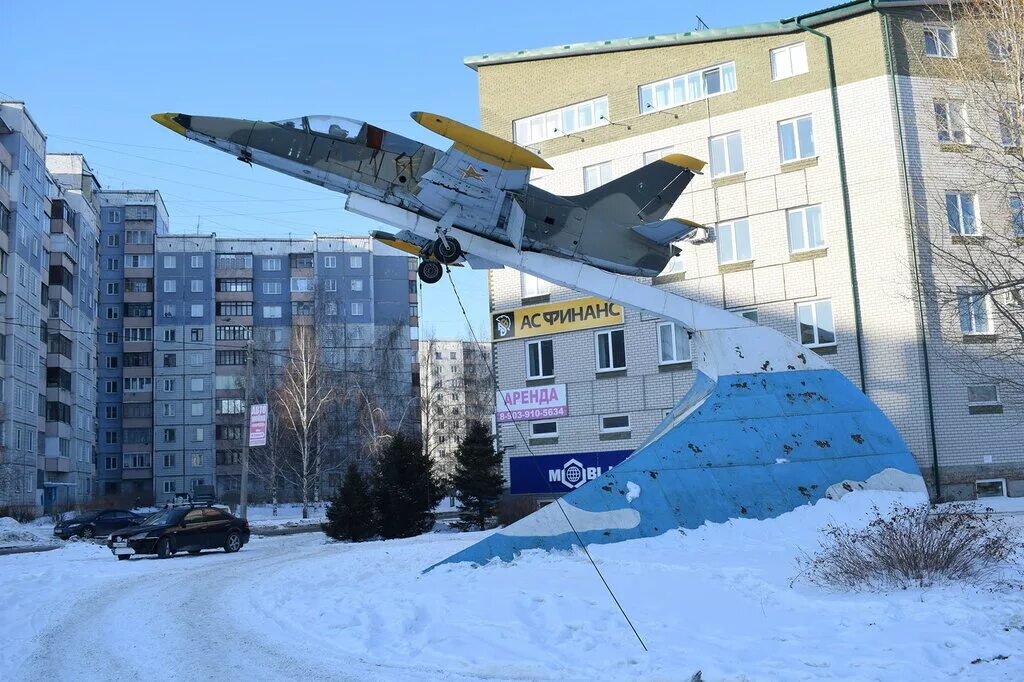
[509,450,633,495]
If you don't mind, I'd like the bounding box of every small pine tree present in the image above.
[373,432,442,539]
[323,461,376,541]
[452,421,504,531]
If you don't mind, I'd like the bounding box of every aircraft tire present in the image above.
[418,260,444,284]
[432,237,462,264]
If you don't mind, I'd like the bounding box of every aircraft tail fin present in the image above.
[575,154,704,225]
[630,217,702,246]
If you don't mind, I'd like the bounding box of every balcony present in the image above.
[44,456,72,474]
[123,467,153,480]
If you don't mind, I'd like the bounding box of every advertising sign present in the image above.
[248,403,268,447]
[508,450,633,494]
[491,297,623,341]
[496,384,567,423]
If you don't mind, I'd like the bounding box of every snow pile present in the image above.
[0,518,57,548]
[3,490,1023,680]
[243,503,327,529]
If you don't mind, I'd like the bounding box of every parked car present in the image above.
[53,509,144,539]
[107,504,250,560]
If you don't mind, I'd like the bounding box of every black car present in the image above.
[108,505,251,560]
[53,509,144,539]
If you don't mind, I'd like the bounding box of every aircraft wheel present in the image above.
[418,260,444,284]
[432,237,462,264]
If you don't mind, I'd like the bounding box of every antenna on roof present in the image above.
[695,15,710,31]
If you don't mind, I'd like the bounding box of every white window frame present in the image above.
[190,304,203,318]
[190,255,203,268]
[946,192,980,235]
[262,281,282,295]
[521,272,551,299]
[959,292,993,335]
[595,328,627,372]
[526,338,554,380]
[708,131,744,178]
[190,378,204,392]
[190,279,203,292]
[163,279,176,293]
[351,302,364,316]
[716,219,752,264]
[349,255,363,269]
[324,255,337,268]
[599,414,631,434]
[934,100,970,144]
[262,305,282,319]
[778,115,816,163]
[787,205,825,253]
[770,42,808,80]
[513,96,609,146]
[795,299,836,348]
[967,384,1000,406]
[975,478,1007,498]
[583,162,614,191]
[924,25,958,58]
[262,257,281,271]
[640,62,737,114]
[530,421,559,439]
[656,322,691,365]
[643,147,674,166]
[350,278,364,292]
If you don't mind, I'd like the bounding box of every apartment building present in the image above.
[94,223,420,503]
[419,339,494,482]
[469,0,1024,500]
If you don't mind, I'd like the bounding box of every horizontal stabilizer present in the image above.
[630,217,701,246]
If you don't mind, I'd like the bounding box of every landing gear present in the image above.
[432,236,462,264]
[417,259,444,284]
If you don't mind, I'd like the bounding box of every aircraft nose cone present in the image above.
[151,112,192,135]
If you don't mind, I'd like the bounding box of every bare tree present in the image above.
[274,325,338,519]
[0,406,21,510]
[908,1,1024,402]
[245,333,289,516]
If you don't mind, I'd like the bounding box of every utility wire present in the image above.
[444,266,648,652]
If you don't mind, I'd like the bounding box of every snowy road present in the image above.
[4,492,1024,681]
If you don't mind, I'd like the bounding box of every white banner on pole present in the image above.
[249,403,268,447]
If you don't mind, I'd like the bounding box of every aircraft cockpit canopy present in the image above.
[272,116,365,142]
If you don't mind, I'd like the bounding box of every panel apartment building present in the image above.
[1,103,101,512]
[469,0,1024,501]
[94,202,420,504]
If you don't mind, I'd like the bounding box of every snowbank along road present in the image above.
[3,491,1024,681]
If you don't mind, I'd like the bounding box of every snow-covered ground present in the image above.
[242,503,327,529]
[2,490,1023,681]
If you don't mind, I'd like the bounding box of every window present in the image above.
[657,322,691,364]
[526,339,554,379]
[1011,196,1024,237]
[217,398,246,415]
[924,25,957,58]
[106,258,120,271]
[934,101,969,143]
[105,380,119,394]
[163,279,177,293]
[125,255,154,268]
[191,328,203,342]
[640,63,736,114]
[324,279,337,292]
[262,281,282,295]
[967,384,1000,406]
[716,219,752,264]
[216,253,252,269]
[778,116,815,162]
[290,277,313,292]
[737,309,759,323]
[124,377,153,392]
[163,329,176,343]
[350,255,363,268]
[350,278,364,292]
[770,42,808,80]
[583,162,614,191]
[787,205,825,252]
[104,405,119,419]
[192,427,204,442]
[708,132,743,177]
[521,272,551,298]
[291,301,314,316]
[216,325,252,340]
[216,302,253,317]
[262,257,281,271]
[976,479,1006,498]
[217,278,252,292]
[189,352,203,366]
[105,456,119,470]
[124,327,152,342]
[192,453,204,467]
[191,255,203,268]
[163,454,176,468]
[190,304,203,317]
[958,292,992,334]
[263,305,282,319]
[796,300,836,347]
[946,192,979,235]
[107,233,121,247]
[216,349,247,365]
[190,378,204,392]
[351,302,364,316]
[324,255,337,268]
[105,307,119,322]
[163,379,176,393]
[104,431,119,445]
[600,414,631,433]
[163,481,177,494]
[190,279,203,292]
[325,302,338,316]
[643,147,674,166]
[531,421,558,438]
[513,96,609,145]
[999,103,1020,147]
[291,254,314,269]
[987,32,1010,62]
[595,329,626,371]
[163,353,177,367]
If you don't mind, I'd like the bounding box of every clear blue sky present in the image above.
[6,0,821,340]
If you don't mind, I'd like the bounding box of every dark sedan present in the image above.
[108,505,250,560]
[53,509,144,539]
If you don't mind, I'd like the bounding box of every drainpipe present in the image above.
[785,15,868,394]
[876,5,943,500]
